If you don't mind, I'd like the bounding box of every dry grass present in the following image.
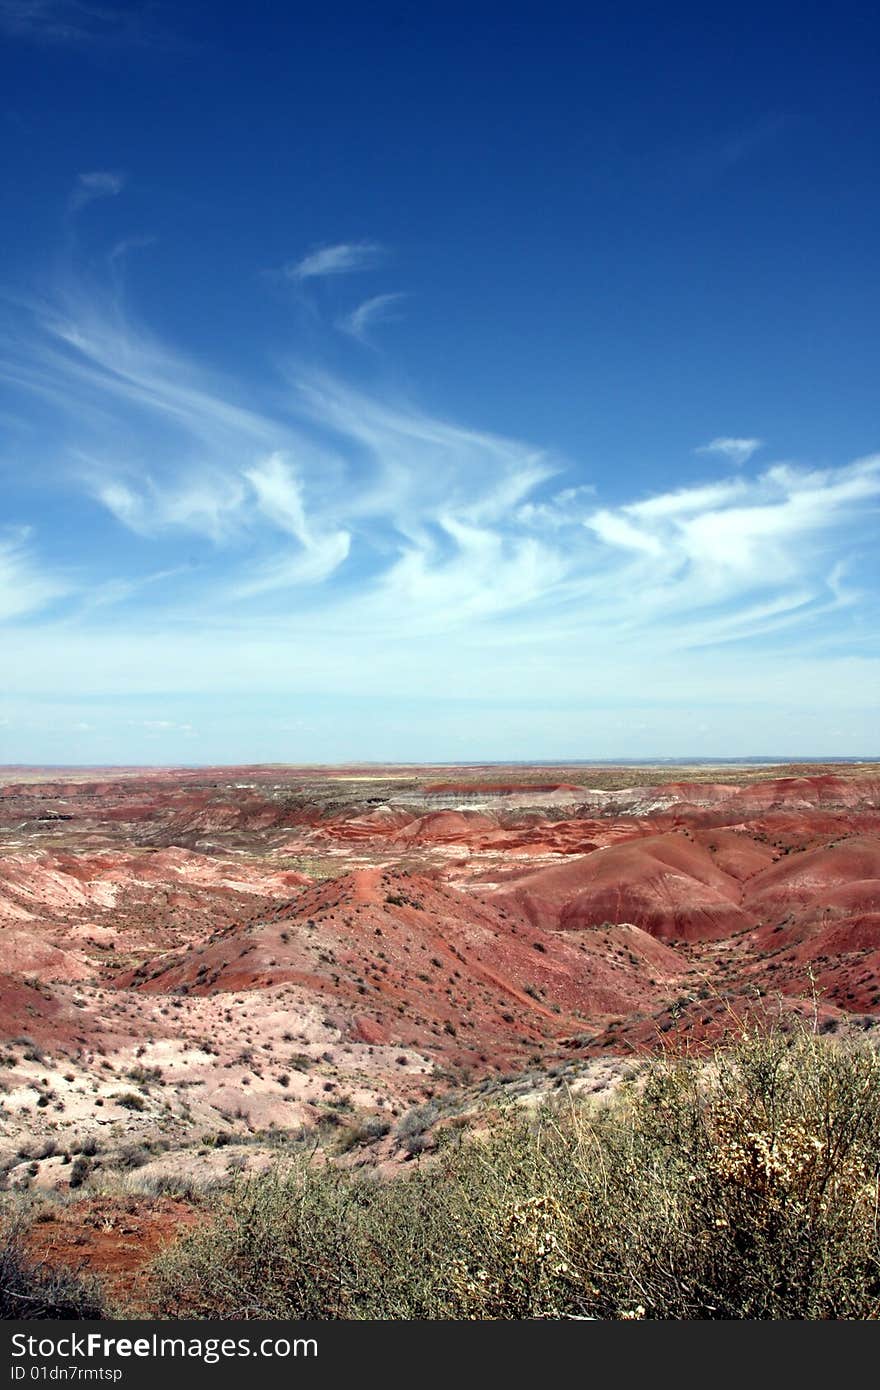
[0,1215,104,1319]
[149,1023,880,1320]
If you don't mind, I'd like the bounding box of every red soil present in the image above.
[2,765,880,1073]
[25,1197,199,1308]
[0,973,88,1050]
[746,837,880,916]
[4,762,880,1307]
[118,867,687,1068]
[497,833,757,941]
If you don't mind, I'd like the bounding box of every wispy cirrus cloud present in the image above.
[0,528,70,620]
[584,459,880,607]
[4,269,879,656]
[696,436,762,467]
[93,472,249,542]
[1,236,878,758]
[338,292,406,343]
[286,241,385,281]
[235,452,351,596]
[69,170,126,213]
[0,1,150,45]
[108,234,155,264]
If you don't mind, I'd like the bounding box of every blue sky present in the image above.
[0,1,878,763]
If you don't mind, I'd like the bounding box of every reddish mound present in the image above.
[0,926,91,981]
[691,828,777,880]
[728,775,880,812]
[632,775,880,816]
[584,994,837,1057]
[0,973,87,1050]
[0,847,310,960]
[498,833,755,941]
[4,762,880,1112]
[118,867,687,1067]
[318,806,414,842]
[394,810,500,845]
[790,913,880,959]
[746,836,880,917]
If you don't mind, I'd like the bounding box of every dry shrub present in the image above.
[0,1217,104,1320]
[150,1024,880,1320]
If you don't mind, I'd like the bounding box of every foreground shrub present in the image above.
[0,1219,104,1320]
[586,1026,880,1318]
[150,1026,880,1320]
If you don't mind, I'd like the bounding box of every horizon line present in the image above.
[1,755,878,772]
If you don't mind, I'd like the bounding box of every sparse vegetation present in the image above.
[3,763,880,1319]
[0,1218,104,1319]
[68,1157,91,1189]
[151,1026,880,1320]
[114,1091,147,1111]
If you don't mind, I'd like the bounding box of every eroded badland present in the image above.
[1,761,879,1298]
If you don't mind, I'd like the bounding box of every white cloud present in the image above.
[69,170,126,212]
[0,529,70,619]
[230,536,351,597]
[286,242,384,281]
[585,509,664,555]
[517,485,596,529]
[108,234,155,264]
[626,479,747,520]
[290,372,559,541]
[93,473,248,542]
[339,292,406,343]
[244,452,317,541]
[2,261,878,757]
[235,452,351,594]
[583,456,880,622]
[8,277,879,662]
[696,436,763,466]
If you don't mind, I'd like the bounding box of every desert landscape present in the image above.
[1,759,879,1314]
[2,0,878,1337]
